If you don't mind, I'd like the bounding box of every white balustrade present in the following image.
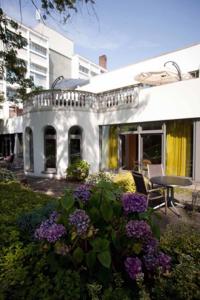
[24,87,139,114]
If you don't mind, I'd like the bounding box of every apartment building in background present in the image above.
[0,18,107,157]
[0,19,107,120]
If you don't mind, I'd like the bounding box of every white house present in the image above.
[21,43,200,181]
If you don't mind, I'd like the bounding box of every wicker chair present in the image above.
[132,171,167,214]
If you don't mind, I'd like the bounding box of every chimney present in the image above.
[99,55,107,69]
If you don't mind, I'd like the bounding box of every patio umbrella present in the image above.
[135,71,192,86]
[134,71,179,86]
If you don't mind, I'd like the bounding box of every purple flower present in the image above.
[49,211,59,223]
[74,184,92,204]
[69,209,90,235]
[143,252,171,273]
[35,216,66,243]
[125,257,143,280]
[126,220,152,239]
[157,252,171,272]
[122,193,147,214]
[143,254,159,272]
[143,237,158,254]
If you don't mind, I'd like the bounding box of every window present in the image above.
[91,71,98,77]
[189,70,199,78]
[79,65,89,74]
[30,41,47,56]
[44,126,56,171]
[30,72,47,88]
[25,127,34,172]
[69,126,82,164]
[30,63,47,75]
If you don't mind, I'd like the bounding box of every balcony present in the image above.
[23,87,139,114]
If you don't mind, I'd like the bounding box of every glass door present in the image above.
[119,134,138,170]
[140,133,163,173]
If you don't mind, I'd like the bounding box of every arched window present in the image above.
[69,126,82,164]
[44,126,56,171]
[25,127,34,171]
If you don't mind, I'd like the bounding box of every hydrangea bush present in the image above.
[33,180,171,298]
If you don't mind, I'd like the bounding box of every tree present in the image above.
[0,0,95,101]
[0,8,34,101]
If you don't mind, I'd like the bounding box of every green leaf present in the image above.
[86,250,96,269]
[73,247,84,263]
[97,250,111,268]
[90,238,110,253]
[132,243,142,255]
[61,190,74,211]
[100,201,113,222]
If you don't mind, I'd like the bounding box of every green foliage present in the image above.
[151,224,200,300]
[160,224,200,262]
[113,171,136,192]
[86,171,114,185]
[0,168,17,182]
[66,159,90,181]
[40,0,95,22]
[0,9,34,100]
[0,182,56,246]
[2,180,199,299]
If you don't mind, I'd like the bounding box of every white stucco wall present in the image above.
[23,110,99,178]
[98,78,200,125]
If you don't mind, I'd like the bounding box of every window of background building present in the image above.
[30,63,47,75]
[79,65,89,74]
[30,41,47,56]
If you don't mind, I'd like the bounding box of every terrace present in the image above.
[23,86,139,113]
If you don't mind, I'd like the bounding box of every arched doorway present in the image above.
[44,126,56,171]
[25,127,34,171]
[69,126,82,164]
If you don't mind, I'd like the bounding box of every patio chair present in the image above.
[132,171,167,214]
[147,164,164,178]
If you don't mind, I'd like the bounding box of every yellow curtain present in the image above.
[108,126,118,169]
[166,121,192,176]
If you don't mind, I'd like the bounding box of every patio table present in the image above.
[150,176,192,216]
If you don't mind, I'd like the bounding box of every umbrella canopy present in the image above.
[54,78,89,90]
[135,71,192,86]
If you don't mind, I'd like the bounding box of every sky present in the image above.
[1,0,200,70]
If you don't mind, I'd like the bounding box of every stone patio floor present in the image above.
[14,170,200,231]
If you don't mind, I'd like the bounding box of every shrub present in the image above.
[0,181,56,246]
[30,181,170,298]
[151,224,200,300]
[113,171,136,192]
[0,168,17,182]
[86,171,114,185]
[66,159,90,181]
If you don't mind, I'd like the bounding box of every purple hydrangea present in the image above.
[122,193,147,214]
[143,237,158,254]
[143,251,171,273]
[35,212,66,243]
[69,209,90,235]
[157,252,171,272]
[73,184,92,203]
[143,254,159,272]
[124,257,143,280]
[126,220,152,239]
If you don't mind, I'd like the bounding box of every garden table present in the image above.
[150,176,192,216]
